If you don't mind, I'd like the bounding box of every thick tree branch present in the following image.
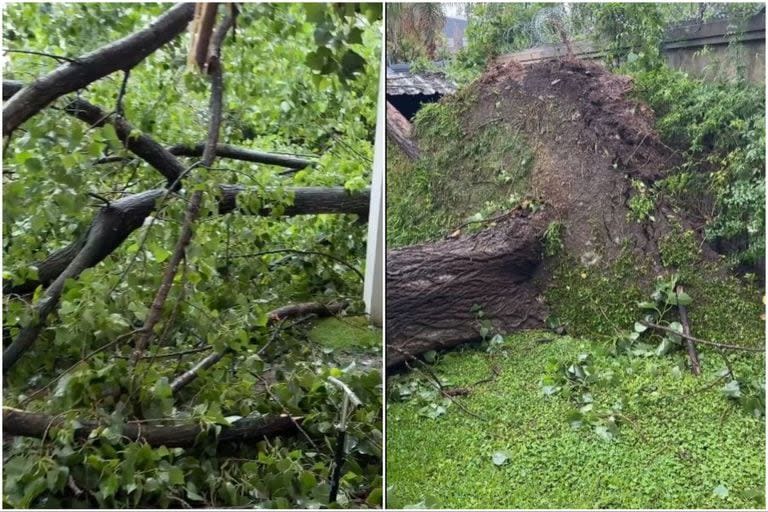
[165,143,315,169]
[3,3,195,133]
[3,407,300,448]
[386,101,419,160]
[5,186,370,296]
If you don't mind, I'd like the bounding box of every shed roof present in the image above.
[386,68,457,96]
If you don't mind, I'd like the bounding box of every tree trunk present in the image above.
[386,209,550,368]
[3,407,299,448]
[386,101,419,160]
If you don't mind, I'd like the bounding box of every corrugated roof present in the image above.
[386,70,457,96]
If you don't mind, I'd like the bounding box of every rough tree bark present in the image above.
[386,101,419,160]
[386,209,550,368]
[3,407,299,448]
[3,3,196,133]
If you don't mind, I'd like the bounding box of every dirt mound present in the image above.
[467,59,683,264]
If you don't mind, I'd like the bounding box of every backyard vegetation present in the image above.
[3,3,381,508]
[386,2,764,509]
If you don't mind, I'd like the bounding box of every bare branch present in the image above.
[640,321,765,352]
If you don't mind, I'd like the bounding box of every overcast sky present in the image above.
[443,3,467,20]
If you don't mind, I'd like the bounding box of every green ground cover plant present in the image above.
[387,331,765,509]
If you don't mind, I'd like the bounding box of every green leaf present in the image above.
[340,49,366,78]
[491,451,510,466]
[24,157,43,172]
[722,380,741,398]
[713,484,729,498]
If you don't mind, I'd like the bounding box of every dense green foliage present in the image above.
[3,3,381,508]
[387,332,765,509]
[631,66,765,266]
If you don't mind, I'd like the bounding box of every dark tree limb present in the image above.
[170,301,347,394]
[676,285,701,375]
[4,80,185,186]
[3,190,165,372]
[3,3,195,132]
[2,407,300,448]
[5,186,370,296]
[386,209,550,369]
[386,101,419,160]
[166,143,315,169]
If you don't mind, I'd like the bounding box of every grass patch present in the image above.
[308,316,380,350]
[386,331,765,509]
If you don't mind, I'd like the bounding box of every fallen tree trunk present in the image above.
[386,101,419,160]
[386,209,550,368]
[5,186,369,295]
[2,407,299,448]
[3,3,195,133]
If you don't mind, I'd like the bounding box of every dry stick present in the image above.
[130,193,204,361]
[676,285,701,376]
[639,321,764,352]
[131,14,232,364]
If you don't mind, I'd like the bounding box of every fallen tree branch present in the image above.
[95,144,316,169]
[170,301,347,394]
[132,192,203,360]
[640,321,765,352]
[386,101,419,160]
[2,407,300,448]
[5,186,370,296]
[166,143,315,169]
[3,3,195,132]
[676,285,700,375]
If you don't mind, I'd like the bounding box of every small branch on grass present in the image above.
[640,321,764,352]
[676,285,701,376]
